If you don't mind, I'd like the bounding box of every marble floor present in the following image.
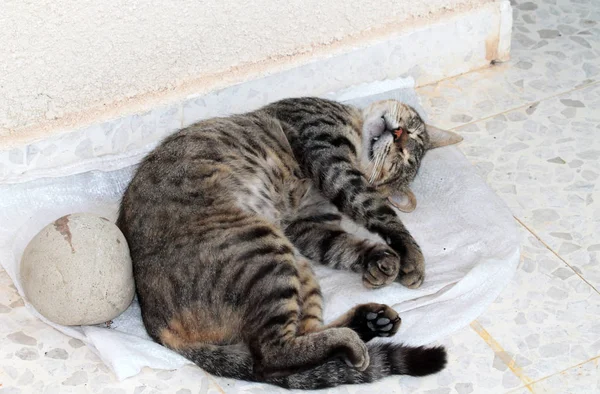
[1,0,599,392]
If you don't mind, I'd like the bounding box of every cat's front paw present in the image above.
[396,241,425,289]
[362,245,400,289]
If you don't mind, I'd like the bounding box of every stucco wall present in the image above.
[1,0,496,145]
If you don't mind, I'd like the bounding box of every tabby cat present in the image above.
[117,97,462,389]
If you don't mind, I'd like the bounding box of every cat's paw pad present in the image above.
[362,246,400,289]
[350,303,401,342]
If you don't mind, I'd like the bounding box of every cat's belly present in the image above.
[233,174,310,226]
[234,175,282,223]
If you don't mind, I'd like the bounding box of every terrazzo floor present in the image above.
[1,0,599,392]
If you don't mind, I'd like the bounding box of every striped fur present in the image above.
[118,97,446,389]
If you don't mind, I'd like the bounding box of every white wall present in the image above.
[0,0,495,146]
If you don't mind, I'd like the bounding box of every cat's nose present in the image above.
[392,128,404,140]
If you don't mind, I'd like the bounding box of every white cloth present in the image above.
[0,83,519,380]
[0,145,519,381]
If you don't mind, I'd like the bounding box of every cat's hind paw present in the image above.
[348,303,401,342]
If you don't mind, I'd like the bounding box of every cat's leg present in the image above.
[285,192,401,289]
[227,224,368,378]
[295,258,401,342]
[149,208,369,379]
[246,262,369,378]
[299,152,424,288]
[295,258,324,334]
[270,116,424,287]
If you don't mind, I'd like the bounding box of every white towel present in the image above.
[0,83,519,381]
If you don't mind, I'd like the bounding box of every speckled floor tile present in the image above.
[0,268,224,394]
[507,357,600,393]
[524,356,600,393]
[450,82,600,290]
[417,0,600,130]
[471,226,600,386]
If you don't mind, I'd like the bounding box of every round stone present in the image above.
[20,213,134,326]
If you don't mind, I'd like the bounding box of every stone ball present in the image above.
[20,213,135,326]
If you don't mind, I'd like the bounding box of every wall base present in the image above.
[0,1,511,183]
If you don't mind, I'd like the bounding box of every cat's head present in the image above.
[359,100,462,212]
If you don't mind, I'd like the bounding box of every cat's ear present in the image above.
[388,189,417,213]
[426,124,463,149]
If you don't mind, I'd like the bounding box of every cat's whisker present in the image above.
[392,105,399,120]
[368,159,379,184]
[368,160,378,184]
[369,148,387,184]
[378,145,390,173]
[369,150,384,183]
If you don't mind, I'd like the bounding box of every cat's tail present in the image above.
[180,342,446,390]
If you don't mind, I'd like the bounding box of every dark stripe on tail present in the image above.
[179,342,446,390]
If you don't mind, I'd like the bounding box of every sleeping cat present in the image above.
[117,97,461,389]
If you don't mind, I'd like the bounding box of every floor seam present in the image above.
[415,62,505,90]
[205,372,227,394]
[514,216,600,296]
[480,217,600,393]
[469,320,535,392]
[506,355,600,393]
[443,80,600,132]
